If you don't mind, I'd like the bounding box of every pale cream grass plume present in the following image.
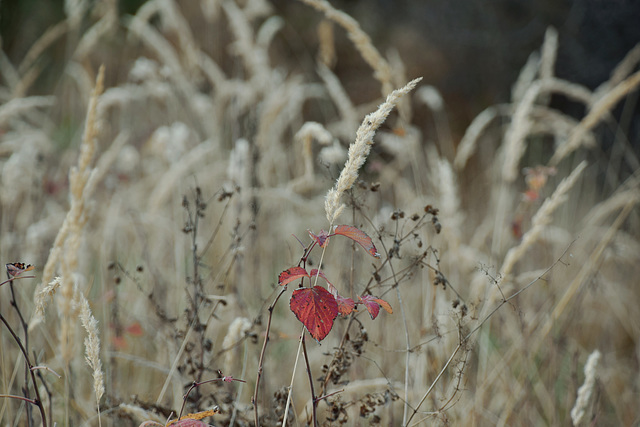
[593,43,640,100]
[499,160,587,284]
[511,52,540,103]
[222,317,252,375]
[502,78,592,182]
[0,136,49,210]
[148,142,220,209]
[0,96,55,126]
[435,158,463,249]
[153,0,201,73]
[317,63,358,137]
[539,27,558,81]
[0,46,20,90]
[319,139,347,166]
[73,0,117,61]
[64,0,89,28]
[33,67,104,364]
[228,138,251,190]
[528,106,596,150]
[34,277,63,317]
[17,21,68,76]
[257,16,285,50]
[582,187,640,228]
[454,104,511,170]
[299,0,394,96]
[222,0,272,88]
[417,85,454,160]
[201,0,221,21]
[296,122,333,177]
[76,292,105,418]
[550,70,640,166]
[571,350,601,426]
[325,77,422,224]
[317,19,336,68]
[242,0,273,20]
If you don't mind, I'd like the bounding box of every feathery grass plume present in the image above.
[31,66,104,365]
[299,0,394,96]
[502,77,592,181]
[571,350,601,426]
[296,121,333,180]
[512,52,540,103]
[77,292,105,424]
[325,77,422,224]
[539,27,558,82]
[499,160,587,283]
[0,96,55,125]
[550,70,640,165]
[317,19,336,68]
[222,317,252,375]
[222,0,272,88]
[593,43,640,100]
[317,63,358,137]
[454,104,511,170]
[34,277,62,317]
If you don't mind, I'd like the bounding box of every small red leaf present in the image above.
[171,420,209,427]
[290,286,339,341]
[125,322,144,336]
[278,267,309,286]
[358,295,392,320]
[332,225,380,258]
[335,295,355,316]
[309,229,330,248]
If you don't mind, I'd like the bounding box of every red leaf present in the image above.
[335,295,355,316]
[125,322,144,336]
[358,295,393,320]
[290,286,339,341]
[278,267,309,286]
[308,229,330,248]
[171,420,209,427]
[332,225,380,258]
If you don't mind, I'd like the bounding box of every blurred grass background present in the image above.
[1,0,639,426]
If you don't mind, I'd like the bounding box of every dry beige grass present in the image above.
[1,1,639,426]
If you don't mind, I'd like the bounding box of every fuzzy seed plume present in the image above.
[325,77,422,224]
[571,350,601,426]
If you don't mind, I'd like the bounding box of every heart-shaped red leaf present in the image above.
[290,286,339,341]
[278,267,309,286]
[332,225,380,258]
[358,295,393,320]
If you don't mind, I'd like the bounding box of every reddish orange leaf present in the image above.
[332,225,380,258]
[125,322,144,336]
[278,267,309,286]
[335,295,355,316]
[290,286,338,341]
[358,295,393,320]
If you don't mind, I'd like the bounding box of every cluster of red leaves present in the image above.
[279,226,391,342]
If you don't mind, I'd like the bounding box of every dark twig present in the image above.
[301,336,318,427]
[405,241,575,426]
[253,285,288,426]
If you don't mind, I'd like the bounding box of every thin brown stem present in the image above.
[301,336,318,427]
[404,241,574,426]
[253,286,288,426]
[0,313,48,427]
